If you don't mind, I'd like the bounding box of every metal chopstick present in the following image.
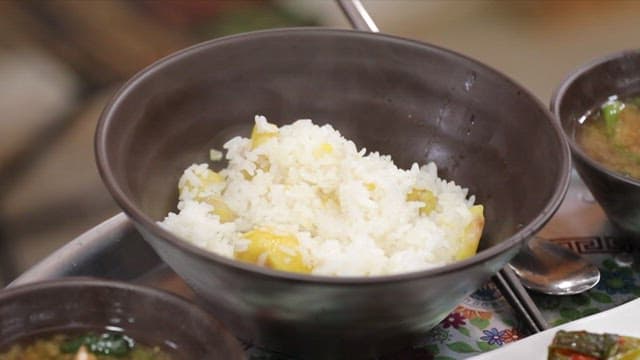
[336,0,379,33]
[494,266,549,333]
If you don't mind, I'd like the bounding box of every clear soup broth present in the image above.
[576,95,640,180]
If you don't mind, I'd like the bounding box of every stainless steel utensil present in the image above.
[509,236,600,295]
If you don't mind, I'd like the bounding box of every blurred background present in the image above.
[0,0,638,285]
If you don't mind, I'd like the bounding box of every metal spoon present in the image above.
[509,236,600,295]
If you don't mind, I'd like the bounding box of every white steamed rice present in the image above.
[160,115,481,276]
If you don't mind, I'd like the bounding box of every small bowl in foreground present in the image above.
[0,278,245,359]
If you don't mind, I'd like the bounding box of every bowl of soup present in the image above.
[96,28,571,358]
[551,49,640,235]
[0,278,245,360]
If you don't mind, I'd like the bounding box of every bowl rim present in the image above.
[96,27,572,285]
[0,277,244,356]
[0,277,186,304]
[550,48,640,188]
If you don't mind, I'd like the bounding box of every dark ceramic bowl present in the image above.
[551,49,640,235]
[96,28,570,358]
[0,278,245,359]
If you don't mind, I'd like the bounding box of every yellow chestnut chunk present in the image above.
[250,123,278,149]
[204,197,236,223]
[455,205,484,261]
[240,156,270,181]
[365,182,376,191]
[241,169,253,180]
[313,142,334,158]
[235,229,311,274]
[407,188,437,215]
[179,169,225,197]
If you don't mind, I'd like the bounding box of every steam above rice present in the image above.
[160,116,484,276]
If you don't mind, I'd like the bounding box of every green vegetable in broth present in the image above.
[601,100,624,137]
[59,333,133,356]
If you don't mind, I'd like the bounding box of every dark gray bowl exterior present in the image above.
[551,50,640,235]
[96,28,570,358]
[0,279,245,359]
